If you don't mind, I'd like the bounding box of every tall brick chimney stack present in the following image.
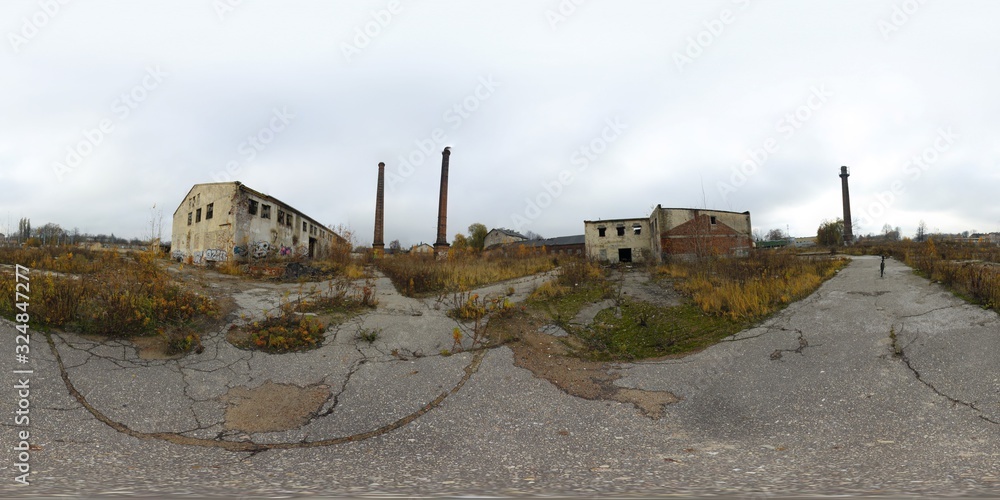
[840,166,853,245]
[373,162,385,255]
[433,147,451,254]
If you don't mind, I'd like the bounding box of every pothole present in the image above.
[222,381,330,433]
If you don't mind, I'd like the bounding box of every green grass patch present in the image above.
[527,282,606,325]
[573,299,748,361]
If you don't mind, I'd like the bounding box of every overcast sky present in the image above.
[2,0,998,246]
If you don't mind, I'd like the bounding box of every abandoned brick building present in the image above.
[484,228,527,249]
[585,206,752,263]
[170,181,344,264]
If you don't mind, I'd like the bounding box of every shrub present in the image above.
[376,253,555,296]
[248,314,326,353]
[0,249,219,337]
[664,251,848,320]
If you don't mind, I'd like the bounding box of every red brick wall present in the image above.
[660,215,751,257]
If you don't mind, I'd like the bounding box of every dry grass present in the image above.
[657,251,848,320]
[0,247,219,337]
[376,252,556,296]
[872,240,1000,311]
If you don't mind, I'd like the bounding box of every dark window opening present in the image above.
[206,203,214,220]
[187,213,192,226]
[261,204,271,219]
[618,248,633,263]
[248,200,258,215]
[302,221,307,231]
[598,227,606,237]
[633,225,641,235]
[277,210,285,225]
[710,216,717,225]
[616,226,625,236]
[195,208,202,223]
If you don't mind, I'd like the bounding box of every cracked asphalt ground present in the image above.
[2,255,999,496]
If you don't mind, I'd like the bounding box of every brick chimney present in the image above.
[434,147,451,254]
[840,166,853,245]
[373,162,385,254]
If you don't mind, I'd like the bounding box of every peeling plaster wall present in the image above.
[584,218,651,263]
[170,182,238,262]
[484,230,526,249]
[171,182,342,264]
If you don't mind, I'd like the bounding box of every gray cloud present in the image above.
[2,0,998,245]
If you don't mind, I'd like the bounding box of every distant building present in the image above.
[584,218,651,263]
[521,235,585,256]
[170,181,344,264]
[484,228,527,249]
[410,242,434,255]
[794,236,817,248]
[585,206,752,263]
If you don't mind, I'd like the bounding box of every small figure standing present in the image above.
[880,255,886,278]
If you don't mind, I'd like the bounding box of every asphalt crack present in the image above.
[44,328,490,452]
[769,330,816,361]
[889,323,1000,426]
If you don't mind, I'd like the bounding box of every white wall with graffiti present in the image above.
[170,181,345,265]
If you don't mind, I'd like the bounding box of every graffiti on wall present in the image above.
[251,241,272,259]
[280,245,292,256]
[193,251,203,264]
[171,250,185,261]
[233,245,248,257]
[204,248,227,262]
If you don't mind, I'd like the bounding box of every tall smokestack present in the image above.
[373,162,385,254]
[840,166,853,245]
[434,147,451,254]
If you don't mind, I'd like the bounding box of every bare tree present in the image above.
[916,220,928,242]
[147,203,164,247]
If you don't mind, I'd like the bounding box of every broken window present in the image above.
[302,221,307,231]
[187,213,192,226]
[206,203,213,220]
[286,214,293,228]
[598,227,606,237]
[277,210,285,225]
[195,208,202,223]
[616,226,625,236]
[261,204,271,219]
[710,216,717,225]
[633,225,641,235]
[248,199,258,215]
